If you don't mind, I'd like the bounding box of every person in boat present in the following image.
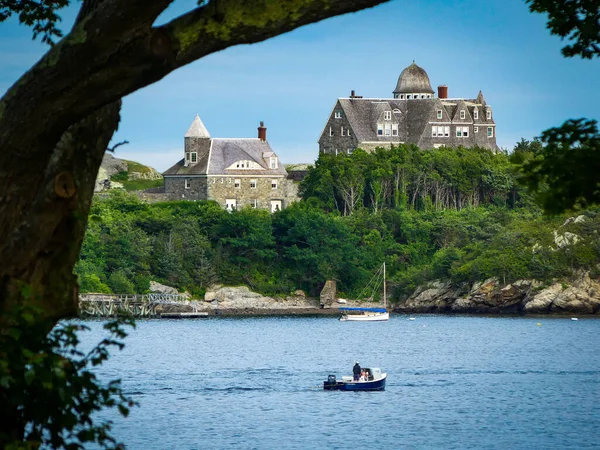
[359,370,366,382]
[353,361,361,381]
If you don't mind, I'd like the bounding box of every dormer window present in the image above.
[384,123,391,136]
[460,110,466,120]
[437,110,443,120]
[486,110,492,120]
[392,124,398,136]
[191,152,197,163]
[400,95,405,99]
[473,109,479,120]
[270,156,278,169]
[335,111,342,119]
[393,109,401,114]
[384,111,392,120]
[377,123,383,136]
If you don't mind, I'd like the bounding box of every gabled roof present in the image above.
[185,114,210,138]
[163,139,288,176]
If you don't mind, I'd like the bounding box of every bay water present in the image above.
[84,315,599,449]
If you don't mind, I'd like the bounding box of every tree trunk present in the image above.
[0,102,120,325]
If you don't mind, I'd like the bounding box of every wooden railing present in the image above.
[79,293,189,318]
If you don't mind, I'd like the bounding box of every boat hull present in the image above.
[323,374,386,391]
[340,312,389,322]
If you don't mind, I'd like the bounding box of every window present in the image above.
[341,127,345,136]
[185,152,189,162]
[421,95,426,99]
[456,126,469,137]
[347,148,353,155]
[393,109,401,114]
[329,127,334,136]
[191,152,197,163]
[184,178,191,189]
[473,109,478,120]
[487,110,492,120]
[270,200,282,213]
[335,111,342,119]
[474,126,479,133]
[225,199,236,211]
[460,110,466,120]
[437,110,443,119]
[384,111,392,120]
[438,126,445,137]
[377,123,383,136]
[384,123,391,136]
[392,123,398,136]
[250,199,258,208]
[400,95,405,99]
[270,156,278,169]
[427,94,432,98]
[432,126,438,137]
[271,179,278,189]
[444,126,450,137]
[487,127,494,137]
[407,95,412,99]
[250,179,257,189]
[234,179,240,188]
[347,128,351,137]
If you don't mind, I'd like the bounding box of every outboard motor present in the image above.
[324,374,340,390]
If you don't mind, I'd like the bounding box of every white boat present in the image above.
[340,262,389,322]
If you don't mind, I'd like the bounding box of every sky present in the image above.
[1,0,599,172]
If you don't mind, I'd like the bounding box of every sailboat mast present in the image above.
[383,262,386,309]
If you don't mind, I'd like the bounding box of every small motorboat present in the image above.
[323,367,386,391]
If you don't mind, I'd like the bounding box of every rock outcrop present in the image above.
[320,280,337,308]
[95,154,128,192]
[396,271,600,315]
[202,285,319,311]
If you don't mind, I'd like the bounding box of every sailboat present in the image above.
[339,262,389,322]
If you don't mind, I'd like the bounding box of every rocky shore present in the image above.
[154,284,381,317]
[152,272,600,317]
[395,271,600,315]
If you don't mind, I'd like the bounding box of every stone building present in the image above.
[318,62,499,154]
[163,116,298,212]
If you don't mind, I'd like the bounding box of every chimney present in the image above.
[351,90,355,98]
[258,121,266,141]
[438,85,448,99]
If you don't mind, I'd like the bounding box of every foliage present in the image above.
[110,171,164,192]
[301,145,524,215]
[0,304,135,449]
[519,119,600,214]
[0,0,70,44]
[526,0,600,58]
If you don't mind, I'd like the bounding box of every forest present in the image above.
[75,143,600,302]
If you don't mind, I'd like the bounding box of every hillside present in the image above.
[95,154,163,192]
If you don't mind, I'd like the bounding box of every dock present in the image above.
[160,312,209,319]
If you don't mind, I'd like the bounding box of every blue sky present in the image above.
[1,0,598,172]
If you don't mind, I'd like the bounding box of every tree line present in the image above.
[76,144,600,301]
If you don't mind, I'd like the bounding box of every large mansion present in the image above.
[318,62,499,154]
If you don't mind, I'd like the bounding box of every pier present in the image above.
[79,293,197,318]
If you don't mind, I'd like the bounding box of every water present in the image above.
[82,315,600,449]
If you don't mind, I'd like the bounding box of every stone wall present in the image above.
[207,175,298,210]
[164,176,208,201]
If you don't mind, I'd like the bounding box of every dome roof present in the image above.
[393,62,434,94]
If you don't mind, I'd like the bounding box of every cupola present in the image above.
[393,62,435,100]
